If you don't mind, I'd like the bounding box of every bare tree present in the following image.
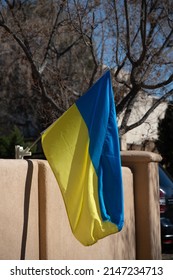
[0,0,99,133]
[1,0,173,138]
[103,0,173,135]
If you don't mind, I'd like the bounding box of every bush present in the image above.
[0,126,26,159]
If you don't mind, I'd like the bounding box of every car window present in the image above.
[159,166,173,189]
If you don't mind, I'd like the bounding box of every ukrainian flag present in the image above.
[41,71,124,246]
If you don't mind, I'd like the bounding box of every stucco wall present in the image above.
[38,161,135,260]
[121,151,162,260]
[0,159,39,260]
[0,160,135,260]
[0,151,161,260]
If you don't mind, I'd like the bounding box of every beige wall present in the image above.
[38,161,135,260]
[0,151,161,260]
[0,159,39,260]
[121,151,162,260]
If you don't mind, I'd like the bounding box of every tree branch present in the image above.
[142,72,173,90]
[116,84,140,116]
[124,0,134,64]
[51,35,82,60]
[118,86,140,135]
[0,22,64,114]
[137,0,147,65]
[124,89,173,133]
[39,3,66,74]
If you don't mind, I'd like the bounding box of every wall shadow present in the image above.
[20,160,33,260]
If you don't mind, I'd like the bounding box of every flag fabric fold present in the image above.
[41,70,124,246]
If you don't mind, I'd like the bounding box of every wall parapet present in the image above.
[121,150,162,163]
[121,151,162,260]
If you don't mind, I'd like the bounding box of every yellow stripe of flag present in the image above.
[42,104,118,245]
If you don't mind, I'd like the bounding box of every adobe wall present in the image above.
[121,151,162,260]
[38,161,135,260]
[0,160,135,260]
[0,159,39,260]
[0,151,162,260]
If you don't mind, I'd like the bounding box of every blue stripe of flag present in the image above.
[76,71,124,229]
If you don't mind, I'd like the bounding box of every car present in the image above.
[159,165,173,249]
